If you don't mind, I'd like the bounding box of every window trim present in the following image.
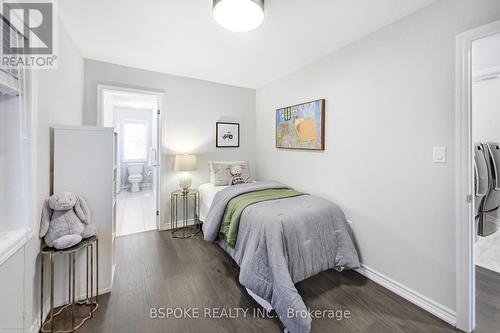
[0,66,34,266]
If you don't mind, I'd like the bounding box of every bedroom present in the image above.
[1,0,500,332]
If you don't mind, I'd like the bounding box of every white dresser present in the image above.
[53,126,117,297]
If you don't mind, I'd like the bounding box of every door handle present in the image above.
[149,147,157,167]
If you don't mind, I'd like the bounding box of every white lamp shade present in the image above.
[174,154,197,171]
[213,0,264,32]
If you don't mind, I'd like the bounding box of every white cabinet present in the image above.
[53,126,116,296]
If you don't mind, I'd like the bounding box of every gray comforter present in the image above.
[203,181,360,333]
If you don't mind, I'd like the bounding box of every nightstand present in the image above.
[40,236,99,332]
[170,189,200,238]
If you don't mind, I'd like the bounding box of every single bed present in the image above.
[200,180,360,333]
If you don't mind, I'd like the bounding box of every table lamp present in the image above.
[174,154,197,193]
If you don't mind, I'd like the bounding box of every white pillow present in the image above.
[209,161,251,186]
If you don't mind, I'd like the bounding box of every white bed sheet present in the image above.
[198,182,228,222]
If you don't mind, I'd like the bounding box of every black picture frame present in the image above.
[216,122,240,148]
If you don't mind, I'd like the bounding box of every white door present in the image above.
[150,101,161,229]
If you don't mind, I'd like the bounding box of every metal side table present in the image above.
[40,236,99,333]
[171,189,200,238]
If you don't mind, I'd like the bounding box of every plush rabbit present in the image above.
[229,165,246,186]
[39,192,96,249]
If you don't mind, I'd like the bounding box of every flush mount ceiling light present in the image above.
[213,0,264,32]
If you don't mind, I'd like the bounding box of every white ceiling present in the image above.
[58,0,436,89]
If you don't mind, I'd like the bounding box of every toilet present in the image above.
[127,163,144,193]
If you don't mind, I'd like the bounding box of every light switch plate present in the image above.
[432,146,447,163]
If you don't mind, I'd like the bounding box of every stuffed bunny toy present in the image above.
[39,192,96,249]
[229,165,246,186]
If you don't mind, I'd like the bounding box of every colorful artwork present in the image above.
[276,99,325,150]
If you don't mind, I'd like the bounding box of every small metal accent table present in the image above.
[40,236,99,333]
[171,189,200,238]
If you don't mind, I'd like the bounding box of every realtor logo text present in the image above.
[1,0,58,69]
[150,307,352,320]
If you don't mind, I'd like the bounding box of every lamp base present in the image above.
[179,173,192,193]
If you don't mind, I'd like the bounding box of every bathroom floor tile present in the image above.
[116,188,157,237]
[476,229,500,274]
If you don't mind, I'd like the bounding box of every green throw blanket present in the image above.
[219,189,304,247]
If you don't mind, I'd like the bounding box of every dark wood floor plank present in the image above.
[53,230,500,332]
[475,266,500,333]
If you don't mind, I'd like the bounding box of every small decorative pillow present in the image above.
[209,161,251,186]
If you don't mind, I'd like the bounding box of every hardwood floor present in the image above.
[55,230,460,333]
[475,266,500,333]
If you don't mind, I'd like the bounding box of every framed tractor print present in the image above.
[216,122,240,148]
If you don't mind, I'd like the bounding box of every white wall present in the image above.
[0,19,84,332]
[255,0,500,312]
[83,60,256,228]
[472,78,500,144]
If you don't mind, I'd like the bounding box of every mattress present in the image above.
[198,183,228,222]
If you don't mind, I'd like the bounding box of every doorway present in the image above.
[456,19,500,333]
[98,85,164,236]
[471,32,500,333]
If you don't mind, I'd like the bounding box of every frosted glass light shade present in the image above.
[174,154,197,171]
[213,0,264,32]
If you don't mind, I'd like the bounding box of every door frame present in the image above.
[97,84,166,230]
[455,19,500,332]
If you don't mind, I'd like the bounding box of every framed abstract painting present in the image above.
[276,99,325,150]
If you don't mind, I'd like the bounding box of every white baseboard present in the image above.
[30,287,112,333]
[356,264,456,326]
